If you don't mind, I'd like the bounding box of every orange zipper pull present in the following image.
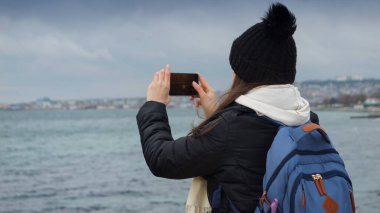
[302,189,306,208]
[350,191,356,213]
[312,174,323,195]
[318,175,327,196]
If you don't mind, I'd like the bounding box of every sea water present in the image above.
[0,108,379,213]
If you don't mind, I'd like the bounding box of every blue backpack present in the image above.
[210,119,356,213]
[254,120,356,213]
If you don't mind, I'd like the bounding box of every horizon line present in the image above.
[2,77,380,105]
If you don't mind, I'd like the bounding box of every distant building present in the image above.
[35,97,52,109]
[335,75,363,81]
[364,98,380,107]
[298,78,380,106]
[0,103,9,110]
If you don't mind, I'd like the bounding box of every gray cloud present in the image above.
[1,0,379,103]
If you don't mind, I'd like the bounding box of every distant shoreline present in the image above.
[314,106,380,113]
[2,77,380,111]
[1,106,380,113]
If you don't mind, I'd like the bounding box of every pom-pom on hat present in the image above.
[229,2,297,84]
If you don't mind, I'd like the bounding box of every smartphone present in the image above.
[169,73,199,96]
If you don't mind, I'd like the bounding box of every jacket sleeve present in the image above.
[136,100,228,179]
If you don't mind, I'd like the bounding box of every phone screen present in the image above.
[169,73,199,96]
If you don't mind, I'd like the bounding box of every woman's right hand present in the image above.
[190,72,219,119]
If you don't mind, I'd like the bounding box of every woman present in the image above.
[136,3,317,213]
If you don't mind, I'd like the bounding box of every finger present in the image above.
[154,71,159,81]
[164,64,170,86]
[158,69,164,82]
[192,81,206,97]
[189,95,194,100]
[196,72,212,92]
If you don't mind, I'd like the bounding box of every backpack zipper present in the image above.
[264,149,339,192]
[312,173,327,196]
[290,170,352,212]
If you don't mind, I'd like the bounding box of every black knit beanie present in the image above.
[229,2,297,84]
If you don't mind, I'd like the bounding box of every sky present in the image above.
[1,0,380,103]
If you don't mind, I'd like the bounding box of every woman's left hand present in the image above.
[146,64,171,106]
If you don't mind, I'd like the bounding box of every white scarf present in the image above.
[185,177,212,213]
[235,84,310,126]
[185,84,310,212]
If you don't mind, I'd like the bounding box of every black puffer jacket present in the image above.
[136,100,318,212]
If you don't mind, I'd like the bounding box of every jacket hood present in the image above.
[234,84,310,126]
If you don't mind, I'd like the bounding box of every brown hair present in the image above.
[186,74,268,137]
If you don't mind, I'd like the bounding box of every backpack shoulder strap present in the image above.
[290,122,331,144]
[260,115,331,144]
